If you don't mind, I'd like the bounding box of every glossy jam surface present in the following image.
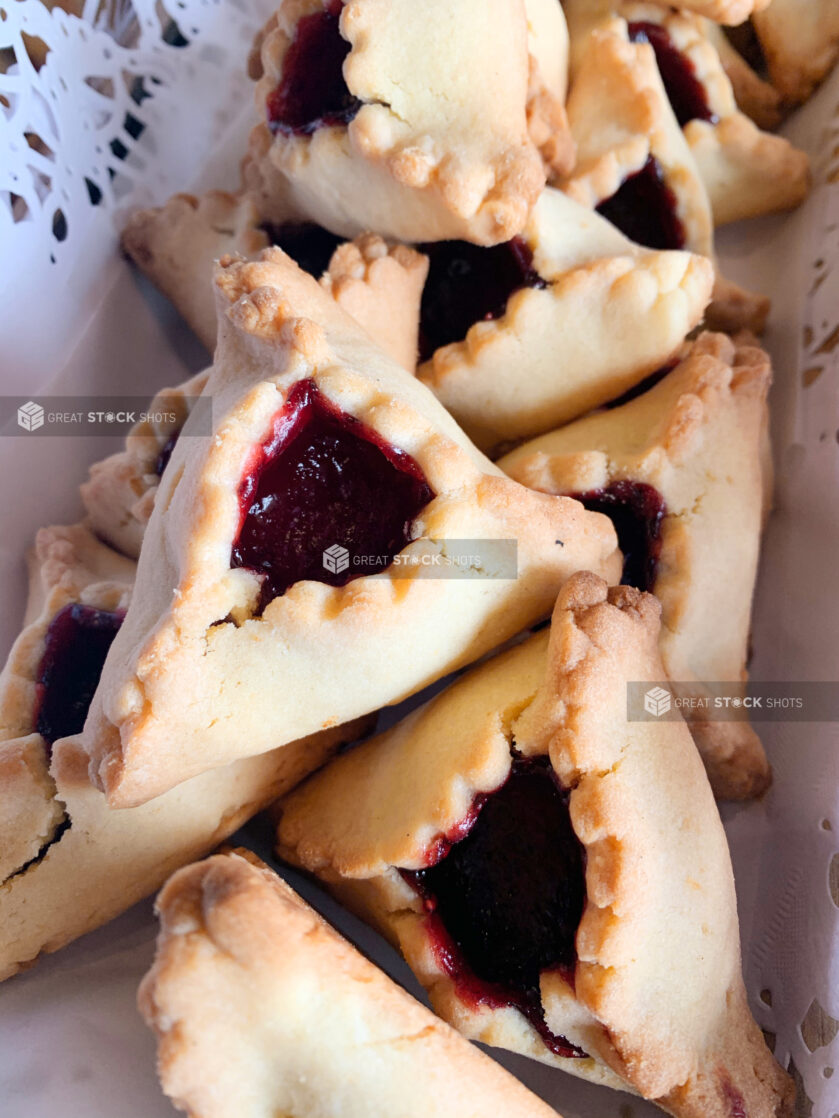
[35,603,124,747]
[405,757,586,1057]
[572,481,666,593]
[262,221,344,278]
[596,156,685,251]
[417,237,547,361]
[266,0,361,135]
[628,22,716,127]
[231,379,433,609]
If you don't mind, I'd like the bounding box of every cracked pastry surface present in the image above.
[139,850,561,1118]
[277,572,792,1117]
[249,0,545,245]
[0,523,368,981]
[81,248,621,808]
[415,187,713,453]
[499,332,773,800]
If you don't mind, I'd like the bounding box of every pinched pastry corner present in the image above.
[82,248,621,808]
[319,233,428,369]
[121,191,270,351]
[277,573,793,1116]
[139,851,560,1118]
[251,0,545,245]
[500,331,773,799]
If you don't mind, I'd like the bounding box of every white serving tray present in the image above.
[1,3,838,1115]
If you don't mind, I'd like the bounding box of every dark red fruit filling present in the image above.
[570,481,666,593]
[262,221,344,278]
[404,756,586,1058]
[628,22,717,128]
[266,0,361,136]
[596,156,685,251]
[35,603,124,749]
[155,432,179,477]
[231,378,433,610]
[417,237,547,361]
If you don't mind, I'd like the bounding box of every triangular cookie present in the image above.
[612,3,809,225]
[247,0,545,245]
[82,249,621,807]
[0,523,367,980]
[499,332,772,799]
[139,851,562,1118]
[277,573,793,1116]
[560,6,770,332]
[416,186,712,453]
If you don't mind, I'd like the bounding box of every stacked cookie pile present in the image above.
[3,0,835,1114]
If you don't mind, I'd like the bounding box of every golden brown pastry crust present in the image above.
[139,851,563,1118]
[80,370,209,560]
[82,248,621,808]
[278,573,792,1116]
[753,0,839,105]
[251,0,545,245]
[416,187,713,452]
[700,18,782,130]
[499,332,773,799]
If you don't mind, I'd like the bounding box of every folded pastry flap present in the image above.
[141,852,561,1118]
[516,577,755,1104]
[277,631,550,877]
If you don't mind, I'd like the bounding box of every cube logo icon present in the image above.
[644,686,671,717]
[17,401,44,432]
[323,543,349,575]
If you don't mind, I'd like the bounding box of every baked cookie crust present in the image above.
[500,332,773,799]
[82,249,621,807]
[139,851,562,1118]
[416,187,713,453]
[277,573,792,1116]
[250,0,545,245]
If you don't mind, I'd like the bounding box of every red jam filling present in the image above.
[417,237,547,361]
[231,379,434,610]
[628,22,717,128]
[403,756,587,1058]
[261,221,344,278]
[266,0,361,136]
[596,156,686,251]
[570,481,666,593]
[35,603,124,749]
